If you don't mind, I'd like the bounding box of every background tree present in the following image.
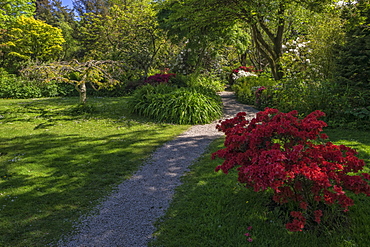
[34,0,79,60]
[0,0,36,29]
[279,5,345,81]
[35,0,74,25]
[0,16,65,71]
[336,0,370,89]
[35,0,54,23]
[159,0,332,80]
[76,1,168,79]
[157,1,236,75]
[73,0,110,16]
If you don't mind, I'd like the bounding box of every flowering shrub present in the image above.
[145,73,176,85]
[231,66,259,81]
[280,36,322,80]
[232,66,259,74]
[231,76,275,107]
[254,86,272,109]
[212,108,370,231]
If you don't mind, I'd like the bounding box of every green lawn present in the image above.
[150,128,370,247]
[0,97,189,246]
[2,96,369,247]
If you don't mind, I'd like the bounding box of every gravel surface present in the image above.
[57,91,258,247]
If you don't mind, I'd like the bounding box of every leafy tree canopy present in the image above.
[76,1,167,78]
[336,0,370,88]
[159,0,333,80]
[1,16,65,69]
[0,0,36,28]
[35,0,75,25]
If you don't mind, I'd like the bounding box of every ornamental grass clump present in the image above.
[212,108,370,232]
[128,84,222,124]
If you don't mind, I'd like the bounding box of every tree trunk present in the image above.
[240,51,248,66]
[249,2,286,81]
[79,83,87,104]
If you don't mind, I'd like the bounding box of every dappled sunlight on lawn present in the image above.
[0,97,189,246]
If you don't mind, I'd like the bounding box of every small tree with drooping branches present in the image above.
[21,59,123,104]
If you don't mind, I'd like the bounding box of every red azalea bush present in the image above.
[212,108,370,232]
[145,73,176,85]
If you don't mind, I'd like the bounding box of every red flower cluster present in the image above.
[286,211,306,232]
[145,73,176,85]
[314,210,323,224]
[212,108,370,231]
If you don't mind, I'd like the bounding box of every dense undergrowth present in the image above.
[232,75,370,130]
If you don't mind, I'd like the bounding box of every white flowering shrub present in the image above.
[230,66,259,83]
[280,37,316,79]
[232,70,258,81]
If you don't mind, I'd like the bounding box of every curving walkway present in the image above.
[57,91,258,247]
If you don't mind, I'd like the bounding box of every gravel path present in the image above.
[57,91,258,247]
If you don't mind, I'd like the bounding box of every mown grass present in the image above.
[150,128,370,247]
[0,96,189,246]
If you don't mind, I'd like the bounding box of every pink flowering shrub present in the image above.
[212,108,370,231]
[254,86,271,109]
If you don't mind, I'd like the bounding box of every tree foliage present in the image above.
[336,0,370,88]
[76,1,168,79]
[35,0,75,25]
[73,0,110,16]
[159,0,332,80]
[0,16,65,71]
[279,8,345,81]
[0,0,36,29]
[34,0,79,60]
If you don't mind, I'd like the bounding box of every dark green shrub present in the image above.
[170,73,226,93]
[128,84,222,124]
[335,0,370,89]
[0,69,79,98]
[188,74,226,93]
[267,79,347,116]
[0,71,41,98]
[232,76,275,105]
[263,78,370,129]
[52,83,78,97]
[168,74,188,88]
[329,86,370,129]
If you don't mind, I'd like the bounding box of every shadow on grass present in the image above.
[0,97,145,128]
[0,126,183,246]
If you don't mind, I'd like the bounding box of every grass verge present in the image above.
[150,128,370,247]
[0,97,189,246]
